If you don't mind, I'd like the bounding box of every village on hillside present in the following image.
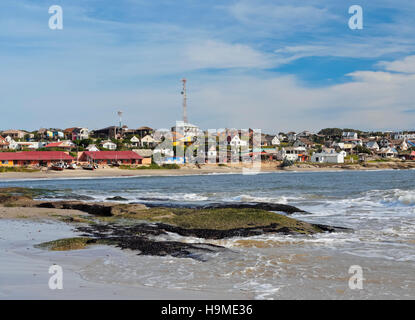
[2,77,414,171]
[1,123,415,171]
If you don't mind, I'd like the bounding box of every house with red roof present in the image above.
[44,140,76,150]
[0,151,74,167]
[78,151,143,165]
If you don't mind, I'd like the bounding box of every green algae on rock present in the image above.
[35,237,98,251]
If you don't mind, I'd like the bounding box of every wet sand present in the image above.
[0,207,85,219]
[0,219,249,300]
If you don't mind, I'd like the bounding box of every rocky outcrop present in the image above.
[106,196,128,201]
[1,187,351,260]
[144,202,308,215]
[35,201,147,217]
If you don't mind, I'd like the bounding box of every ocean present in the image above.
[1,170,414,299]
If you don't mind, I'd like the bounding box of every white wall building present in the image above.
[342,132,358,139]
[229,135,248,147]
[130,136,140,147]
[392,132,415,140]
[278,147,306,161]
[311,152,344,164]
[86,144,100,151]
[101,141,117,150]
[5,136,19,150]
[172,121,200,139]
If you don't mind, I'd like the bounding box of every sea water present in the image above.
[1,170,414,299]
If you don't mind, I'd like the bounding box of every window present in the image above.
[2,160,9,164]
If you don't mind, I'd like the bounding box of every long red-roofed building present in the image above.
[78,151,143,165]
[0,151,74,167]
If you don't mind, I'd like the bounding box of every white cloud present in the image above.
[189,60,415,132]
[274,40,415,63]
[184,40,273,69]
[228,2,339,31]
[378,55,415,74]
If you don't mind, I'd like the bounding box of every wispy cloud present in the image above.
[184,40,274,69]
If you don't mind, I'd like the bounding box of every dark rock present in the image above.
[144,201,309,215]
[106,196,128,201]
[75,223,227,261]
[36,201,114,216]
[313,223,352,233]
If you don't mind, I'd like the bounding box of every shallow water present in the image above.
[1,170,414,299]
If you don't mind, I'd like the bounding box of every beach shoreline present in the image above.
[1,161,415,180]
[0,219,249,300]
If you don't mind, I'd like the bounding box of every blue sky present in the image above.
[1,0,415,133]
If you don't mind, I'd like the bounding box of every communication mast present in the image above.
[117,111,123,139]
[117,111,123,128]
[181,78,188,123]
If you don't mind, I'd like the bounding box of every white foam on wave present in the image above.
[136,192,209,202]
[397,192,415,205]
[230,194,289,204]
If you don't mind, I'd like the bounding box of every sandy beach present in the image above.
[0,219,249,300]
[1,161,415,180]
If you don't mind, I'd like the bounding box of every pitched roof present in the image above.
[44,141,74,148]
[64,127,77,134]
[0,136,9,146]
[0,151,74,161]
[132,149,153,157]
[298,137,314,145]
[1,129,26,134]
[81,151,143,160]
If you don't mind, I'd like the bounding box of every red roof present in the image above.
[0,136,8,146]
[81,151,143,160]
[44,142,74,148]
[0,151,74,161]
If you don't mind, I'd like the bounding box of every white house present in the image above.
[342,132,358,139]
[287,132,297,142]
[172,121,200,139]
[153,147,174,157]
[141,135,156,148]
[16,141,40,150]
[101,140,117,150]
[378,147,397,158]
[130,136,140,147]
[366,141,379,151]
[333,141,344,149]
[229,135,248,147]
[72,127,89,140]
[400,140,408,151]
[278,147,306,161]
[297,130,312,138]
[206,145,217,159]
[5,136,19,150]
[392,132,415,140]
[311,152,344,164]
[86,144,99,151]
[271,136,280,146]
